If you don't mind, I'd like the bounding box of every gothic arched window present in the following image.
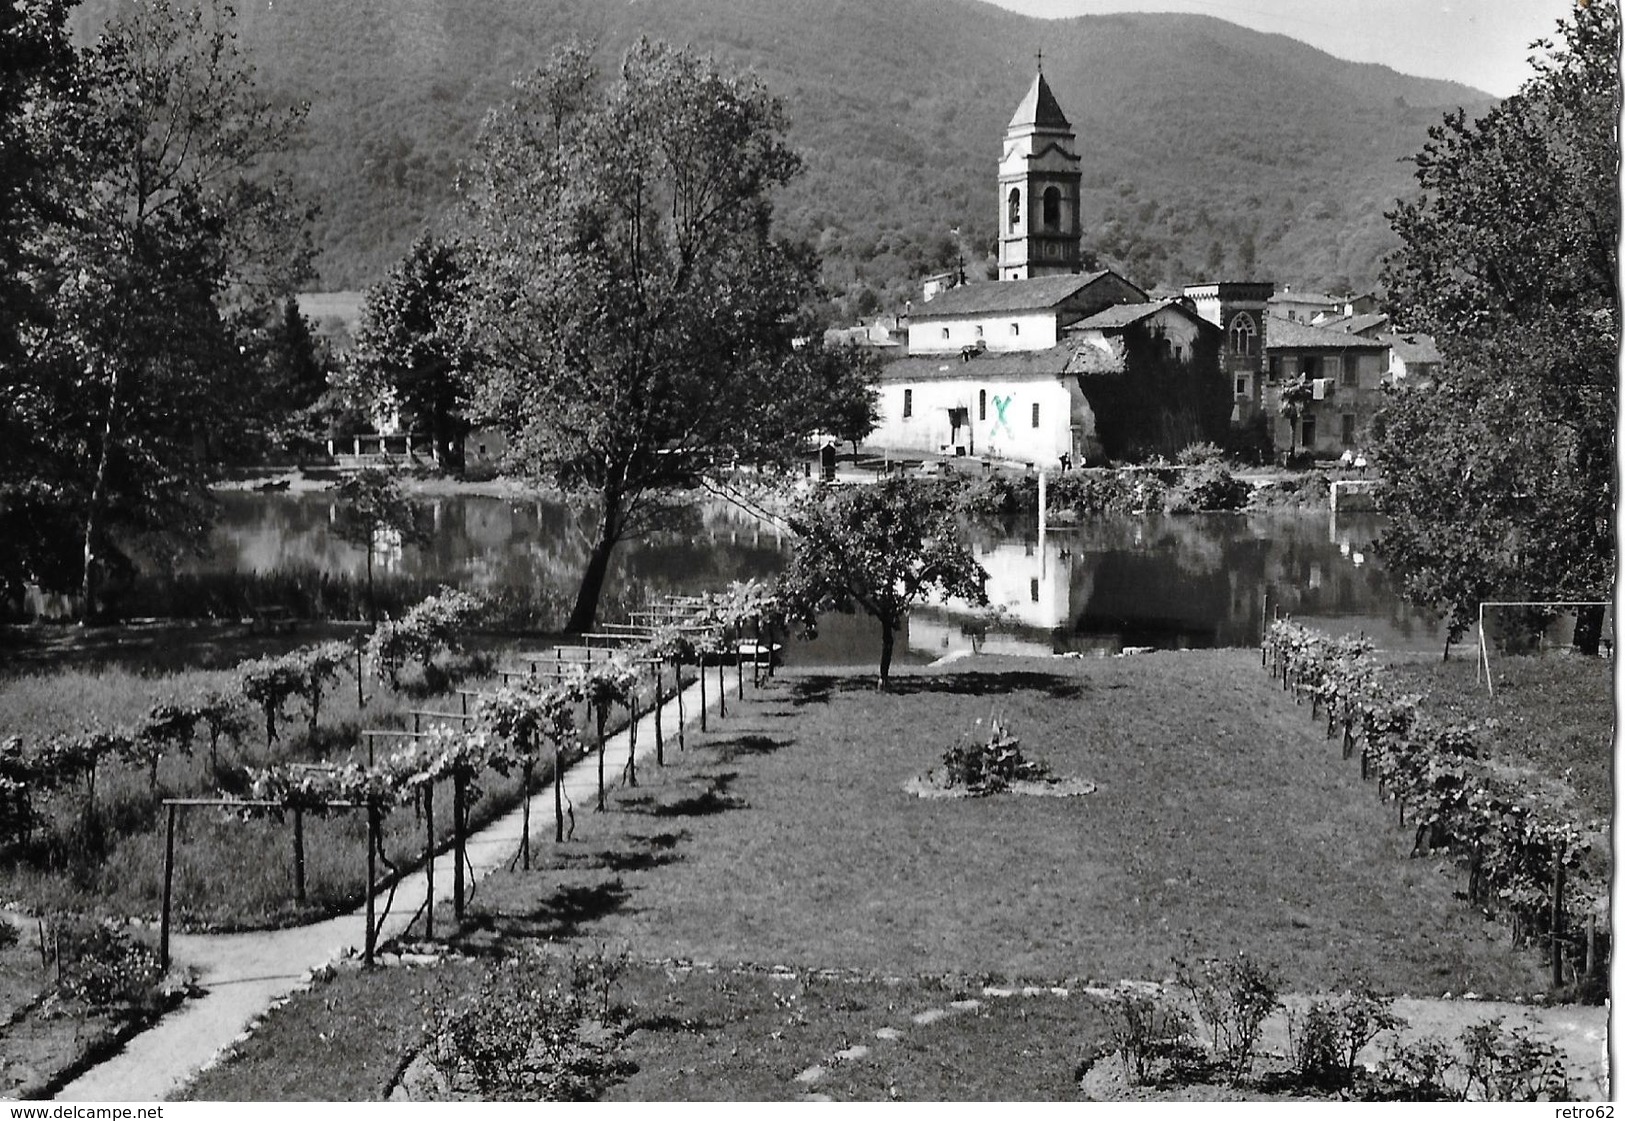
[1008,187,1021,231]
[1042,186,1061,230]
[1230,313,1257,356]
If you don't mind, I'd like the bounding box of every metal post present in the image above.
[160,803,177,971]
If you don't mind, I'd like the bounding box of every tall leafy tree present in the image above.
[13,0,312,618]
[0,1,78,603]
[776,479,988,690]
[347,235,475,471]
[1376,0,1618,655]
[463,39,875,632]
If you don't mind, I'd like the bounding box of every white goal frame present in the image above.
[1476,600,1612,697]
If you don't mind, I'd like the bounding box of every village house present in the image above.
[1266,286,1342,324]
[1262,316,1391,455]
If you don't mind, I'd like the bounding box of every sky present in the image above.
[980,0,1577,97]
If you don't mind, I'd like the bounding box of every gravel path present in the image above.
[54,675,716,1102]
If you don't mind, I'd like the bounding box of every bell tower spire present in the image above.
[998,67,1082,281]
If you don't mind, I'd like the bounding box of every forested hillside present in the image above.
[69,0,1495,314]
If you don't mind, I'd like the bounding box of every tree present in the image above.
[463,39,876,633]
[10,0,312,619]
[348,235,475,471]
[1278,374,1313,459]
[1376,0,1617,655]
[0,1,78,605]
[333,468,430,623]
[776,478,988,690]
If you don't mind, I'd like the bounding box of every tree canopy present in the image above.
[347,235,475,470]
[776,478,988,690]
[1375,0,1618,653]
[462,39,875,633]
[1,0,313,617]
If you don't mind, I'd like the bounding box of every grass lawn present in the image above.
[185,650,1574,1101]
[466,653,1547,995]
[180,954,1113,1102]
[1380,652,1612,824]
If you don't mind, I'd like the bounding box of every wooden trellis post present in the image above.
[365,801,379,966]
[423,784,435,940]
[1551,848,1565,989]
[293,807,306,905]
[654,663,665,766]
[160,803,177,970]
[452,772,467,921]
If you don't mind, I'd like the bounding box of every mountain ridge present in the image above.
[70,0,1500,310]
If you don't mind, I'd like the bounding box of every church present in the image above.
[865,67,1234,467]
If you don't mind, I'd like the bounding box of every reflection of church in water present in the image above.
[908,513,1412,658]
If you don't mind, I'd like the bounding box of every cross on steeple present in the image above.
[1035,48,1043,72]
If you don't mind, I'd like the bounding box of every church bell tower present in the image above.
[998,62,1083,281]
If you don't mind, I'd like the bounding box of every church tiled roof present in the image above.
[1007,70,1073,132]
[910,270,1142,318]
[879,347,1073,382]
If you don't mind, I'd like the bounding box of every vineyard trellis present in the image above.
[1262,620,1607,991]
[0,582,790,970]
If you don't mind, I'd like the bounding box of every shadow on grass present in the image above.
[466,878,632,941]
[629,1012,717,1034]
[554,831,691,873]
[618,773,746,818]
[709,733,793,762]
[791,671,1089,705]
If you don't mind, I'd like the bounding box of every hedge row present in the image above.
[1262,621,1605,984]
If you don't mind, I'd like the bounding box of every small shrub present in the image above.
[426,950,630,1101]
[939,716,1050,795]
[1369,1035,1461,1101]
[52,916,167,1012]
[1175,441,1226,466]
[1108,989,1203,1085]
[1459,1018,1571,1102]
[1048,471,1132,517]
[954,473,1038,517]
[1175,950,1280,1083]
[1289,989,1406,1090]
[1165,464,1249,513]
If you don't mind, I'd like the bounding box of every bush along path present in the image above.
[52,670,722,1103]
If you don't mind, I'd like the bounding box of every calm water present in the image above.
[198,492,1446,660]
